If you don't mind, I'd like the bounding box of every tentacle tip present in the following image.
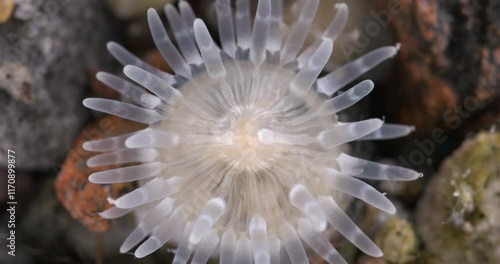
[82,141,92,151]
[86,159,96,168]
[363,79,375,87]
[187,238,199,248]
[107,197,117,205]
[115,201,133,209]
[95,71,106,80]
[321,37,334,47]
[164,3,174,10]
[394,43,401,52]
[373,118,385,127]
[106,41,117,50]
[147,7,157,15]
[372,248,384,258]
[193,18,204,28]
[134,251,148,259]
[119,247,129,254]
[123,64,137,75]
[315,221,327,232]
[82,98,91,107]
[334,3,347,9]
[387,205,397,215]
[88,173,99,183]
[97,211,108,218]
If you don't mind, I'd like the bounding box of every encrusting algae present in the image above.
[416,131,500,264]
[374,217,417,264]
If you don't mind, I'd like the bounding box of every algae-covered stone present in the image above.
[416,131,500,264]
[374,217,417,264]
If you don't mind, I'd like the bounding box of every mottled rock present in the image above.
[374,217,417,264]
[17,178,155,263]
[0,0,120,170]
[54,115,144,233]
[416,131,500,264]
[379,0,500,138]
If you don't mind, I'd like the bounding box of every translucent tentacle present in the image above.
[172,223,194,264]
[125,130,179,149]
[289,185,327,231]
[191,230,219,264]
[115,177,180,209]
[194,19,226,79]
[82,131,141,152]
[148,9,191,78]
[220,229,237,264]
[164,4,203,66]
[235,0,252,50]
[178,0,197,38]
[297,218,347,264]
[321,170,396,214]
[120,198,175,253]
[280,0,320,65]
[319,80,374,115]
[86,148,159,167]
[236,236,253,264]
[337,153,421,181]
[250,0,271,65]
[98,207,132,219]
[96,72,162,110]
[83,98,163,125]
[106,42,175,84]
[316,119,384,148]
[290,38,333,96]
[267,0,283,54]
[88,162,166,184]
[319,196,383,257]
[297,3,348,68]
[317,44,400,96]
[216,0,237,57]
[189,198,226,245]
[359,124,416,140]
[134,207,185,258]
[249,216,270,264]
[279,221,308,264]
[124,65,183,105]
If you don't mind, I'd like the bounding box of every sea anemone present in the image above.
[82,0,420,263]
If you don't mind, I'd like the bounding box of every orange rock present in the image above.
[54,115,146,233]
[377,0,500,139]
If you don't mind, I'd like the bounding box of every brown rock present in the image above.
[379,0,500,138]
[54,115,146,233]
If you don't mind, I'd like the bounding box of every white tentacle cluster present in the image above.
[83,0,420,263]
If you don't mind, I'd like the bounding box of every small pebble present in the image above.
[0,0,15,23]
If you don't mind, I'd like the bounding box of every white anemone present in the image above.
[83,0,420,263]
